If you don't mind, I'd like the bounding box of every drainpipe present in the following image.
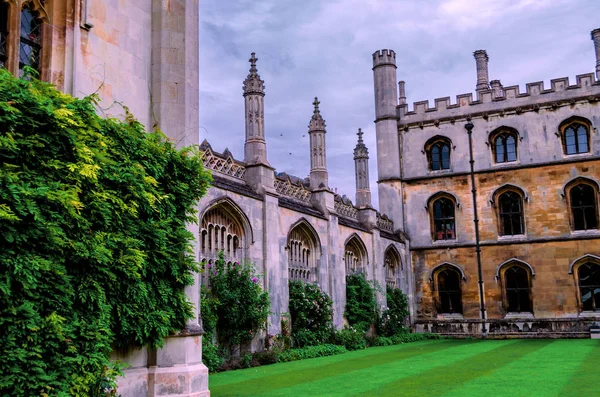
[465,120,487,339]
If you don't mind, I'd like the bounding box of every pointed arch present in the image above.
[427,192,458,241]
[287,218,322,283]
[344,233,368,275]
[569,254,600,274]
[570,254,600,312]
[384,245,401,287]
[199,197,253,268]
[429,262,467,282]
[495,258,535,279]
[496,258,534,314]
[488,126,519,164]
[563,177,599,231]
[424,135,452,171]
[559,116,592,155]
[430,262,465,315]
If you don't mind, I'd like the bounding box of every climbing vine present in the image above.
[288,281,334,347]
[0,70,211,396]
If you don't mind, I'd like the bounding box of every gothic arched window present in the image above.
[384,246,401,288]
[561,118,591,155]
[502,264,532,313]
[498,191,524,236]
[19,3,44,76]
[287,221,320,283]
[577,262,600,312]
[200,201,248,268]
[430,195,456,241]
[0,2,8,68]
[567,181,598,231]
[426,137,451,171]
[344,235,367,275]
[491,129,518,163]
[433,265,463,315]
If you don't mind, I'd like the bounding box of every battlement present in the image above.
[373,49,396,68]
[400,73,600,125]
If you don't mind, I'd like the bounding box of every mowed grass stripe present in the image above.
[559,340,600,396]
[442,339,595,397]
[258,339,512,397]
[209,341,443,388]
[209,340,461,396]
[357,339,553,397]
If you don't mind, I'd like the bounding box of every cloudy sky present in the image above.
[199,0,599,208]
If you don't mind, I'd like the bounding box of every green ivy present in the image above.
[345,273,377,333]
[288,281,333,347]
[377,285,410,337]
[0,70,211,396]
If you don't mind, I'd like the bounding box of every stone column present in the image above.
[243,53,268,165]
[473,50,490,94]
[592,28,600,80]
[308,97,328,191]
[398,81,407,105]
[354,128,371,208]
[372,49,403,228]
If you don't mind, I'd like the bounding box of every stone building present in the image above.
[197,53,410,335]
[374,28,600,337]
[1,1,209,396]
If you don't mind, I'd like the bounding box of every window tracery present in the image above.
[560,118,591,155]
[200,205,245,266]
[287,222,319,283]
[500,263,533,314]
[498,190,524,236]
[384,246,400,288]
[344,236,366,275]
[425,136,451,171]
[566,180,599,231]
[430,195,456,241]
[576,262,600,312]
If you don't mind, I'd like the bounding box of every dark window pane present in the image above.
[0,3,8,67]
[495,137,505,163]
[565,128,577,155]
[506,135,517,162]
[19,6,42,74]
[431,146,441,170]
[433,198,455,240]
[499,192,524,236]
[505,266,531,312]
[578,264,600,311]
[570,184,598,231]
[441,145,450,169]
[438,269,462,314]
[576,125,589,153]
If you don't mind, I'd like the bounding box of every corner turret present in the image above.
[243,52,268,165]
[308,97,328,191]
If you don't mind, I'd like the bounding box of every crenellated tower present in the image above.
[592,28,600,80]
[308,97,329,190]
[353,128,371,207]
[243,52,268,165]
[373,49,403,228]
[473,50,490,98]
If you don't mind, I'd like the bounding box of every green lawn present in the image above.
[209,339,600,397]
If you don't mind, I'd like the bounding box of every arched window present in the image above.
[432,265,463,315]
[287,220,320,283]
[426,137,451,171]
[19,3,43,76]
[567,181,598,231]
[491,130,518,163]
[200,201,248,267]
[502,265,532,313]
[0,2,8,68]
[498,191,524,236]
[561,118,591,155]
[344,235,367,275]
[577,262,600,312]
[384,246,401,288]
[430,195,456,241]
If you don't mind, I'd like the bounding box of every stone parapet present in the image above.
[399,74,600,127]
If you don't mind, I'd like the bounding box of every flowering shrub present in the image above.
[288,281,334,347]
[345,273,377,333]
[377,285,410,337]
[203,254,270,348]
[333,327,367,350]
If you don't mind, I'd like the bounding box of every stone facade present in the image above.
[2,1,208,396]
[375,28,600,338]
[198,55,411,336]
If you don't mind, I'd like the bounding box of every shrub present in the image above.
[390,332,442,344]
[288,281,334,347]
[0,70,211,395]
[345,273,377,333]
[206,254,270,348]
[370,336,394,347]
[277,344,347,363]
[201,339,224,373]
[333,327,367,351]
[377,285,410,337]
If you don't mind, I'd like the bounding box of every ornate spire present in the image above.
[243,52,265,96]
[353,128,369,160]
[308,97,326,132]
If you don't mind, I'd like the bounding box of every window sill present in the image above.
[563,152,592,159]
[436,313,464,320]
[504,312,534,320]
[578,311,600,319]
[570,229,600,237]
[432,239,458,245]
[498,234,527,241]
[491,160,520,168]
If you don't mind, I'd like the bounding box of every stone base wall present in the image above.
[415,317,600,338]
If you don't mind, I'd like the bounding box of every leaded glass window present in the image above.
[19,4,43,76]
[437,268,462,314]
[499,191,524,235]
[564,123,589,155]
[494,133,517,163]
[432,197,455,240]
[570,184,598,231]
[578,263,600,311]
[504,266,532,313]
[0,2,8,68]
[430,142,451,170]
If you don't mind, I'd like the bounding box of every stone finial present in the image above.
[490,79,504,99]
[353,128,369,160]
[473,50,490,92]
[592,28,600,80]
[398,81,407,105]
[243,52,265,96]
[308,97,326,132]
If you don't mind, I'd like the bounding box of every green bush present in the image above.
[333,327,367,351]
[201,338,224,373]
[205,254,270,348]
[288,281,334,347]
[277,344,347,363]
[390,332,442,344]
[377,285,410,337]
[0,70,211,395]
[370,336,394,347]
[345,273,377,333]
